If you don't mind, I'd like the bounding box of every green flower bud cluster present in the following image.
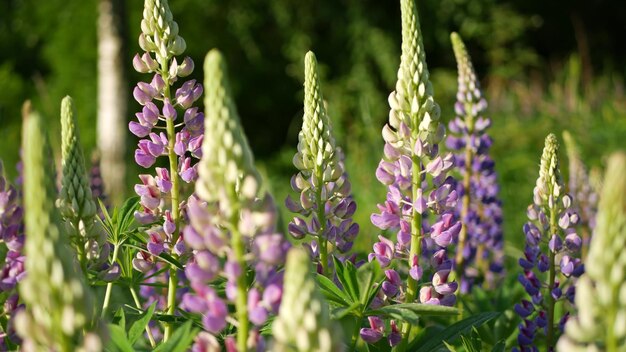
[139,0,186,63]
[293,51,341,180]
[57,96,108,270]
[271,248,343,352]
[557,152,626,351]
[196,49,263,217]
[384,0,443,151]
[535,134,563,209]
[16,112,101,352]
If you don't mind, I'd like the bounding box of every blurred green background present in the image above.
[1,0,625,259]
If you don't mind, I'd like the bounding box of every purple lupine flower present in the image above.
[364,0,460,345]
[181,50,289,351]
[286,51,359,275]
[515,134,582,351]
[130,0,205,341]
[447,33,504,293]
[0,161,25,347]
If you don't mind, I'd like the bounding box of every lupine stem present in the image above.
[315,171,329,276]
[400,155,424,345]
[130,286,157,348]
[231,211,249,352]
[546,199,558,350]
[455,133,473,279]
[162,71,181,342]
[101,243,121,318]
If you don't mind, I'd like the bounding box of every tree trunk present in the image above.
[97,0,127,205]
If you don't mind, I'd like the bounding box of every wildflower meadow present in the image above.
[1,0,625,351]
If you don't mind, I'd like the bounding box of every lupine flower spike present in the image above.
[557,152,626,351]
[367,0,460,346]
[0,161,25,348]
[131,0,204,340]
[514,134,583,351]
[15,112,102,352]
[286,51,359,275]
[182,50,289,352]
[447,33,504,293]
[272,248,343,351]
[562,131,597,260]
[57,96,111,276]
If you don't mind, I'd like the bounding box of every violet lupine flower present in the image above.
[0,161,25,347]
[130,0,204,341]
[131,0,203,269]
[562,131,597,260]
[285,51,358,275]
[364,0,460,346]
[181,50,289,352]
[446,33,504,293]
[514,134,583,352]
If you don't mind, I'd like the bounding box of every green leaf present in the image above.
[331,301,362,320]
[333,256,360,302]
[117,196,140,234]
[113,307,126,332]
[316,273,353,306]
[367,303,458,325]
[356,260,383,307]
[413,312,500,352]
[153,320,197,352]
[106,324,134,352]
[492,340,506,352]
[128,302,157,344]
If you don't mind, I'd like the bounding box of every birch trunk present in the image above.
[97,0,127,204]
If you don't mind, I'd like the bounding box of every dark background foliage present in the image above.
[1,0,625,253]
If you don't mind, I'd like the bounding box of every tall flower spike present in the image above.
[15,112,102,352]
[130,0,204,340]
[182,50,289,352]
[514,134,582,352]
[286,51,359,275]
[447,33,504,293]
[562,131,597,260]
[557,152,626,351]
[367,0,459,346]
[57,96,109,273]
[0,160,25,348]
[272,248,343,351]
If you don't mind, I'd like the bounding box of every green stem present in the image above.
[455,135,473,279]
[231,213,249,352]
[546,203,558,350]
[101,243,121,318]
[130,286,157,348]
[399,155,423,348]
[314,171,329,276]
[161,69,182,342]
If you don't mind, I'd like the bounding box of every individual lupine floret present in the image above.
[562,131,597,260]
[271,248,343,351]
[514,134,583,351]
[366,0,460,346]
[285,51,358,275]
[557,152,626,351]
[0,161,25,347]
[446,33,504,293]
[181,50,289,352]
[57,96,110,274]
[130,0,204,340]
[15,112,102,352]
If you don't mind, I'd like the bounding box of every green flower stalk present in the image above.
[184,49,288,352]
[368,0,459,346]
[562,131,597,260]
[57,96,108,274]
[15,112,102,352]
[557,152,626,352]
[271,248,343,352]
[286,51,359,276]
